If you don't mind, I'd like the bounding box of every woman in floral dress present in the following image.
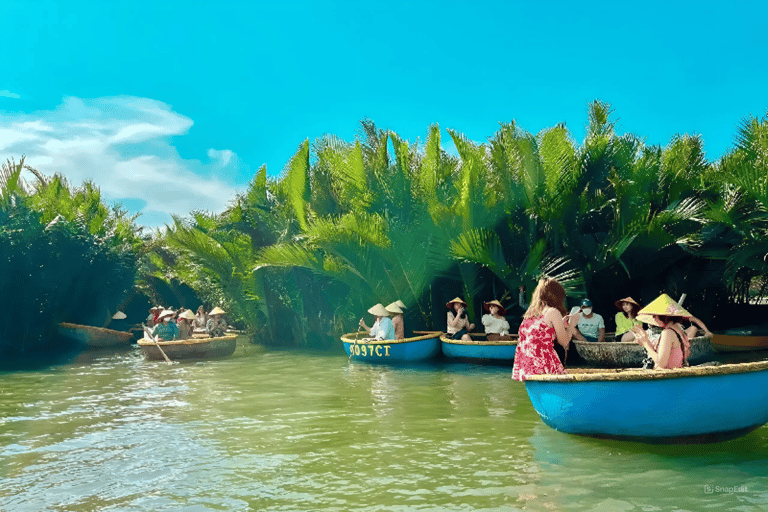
[512,278,581,381]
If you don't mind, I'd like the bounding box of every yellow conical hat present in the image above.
[179,309,196,320]
[209,306,226,315]
[395,300,406,309]
[636,294,692,327]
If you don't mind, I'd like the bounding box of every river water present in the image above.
[1,344,767,511]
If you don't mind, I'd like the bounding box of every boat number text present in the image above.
[351,344,390,357]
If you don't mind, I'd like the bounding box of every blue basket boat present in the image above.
[523,360,768,443]
[341,331,442,362]
[440,333,517,363]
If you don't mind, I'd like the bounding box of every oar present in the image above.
[143,324,172,364]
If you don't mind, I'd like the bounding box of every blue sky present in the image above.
[1,0,767,228]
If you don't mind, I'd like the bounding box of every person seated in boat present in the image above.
[679,315,713,339]
[206,307,228,338]
[359,303,395,340]
[147,305,163,327]
[177,309,196,340]
[195,306,207,330]
[482,300,513,341]
[446,297,475,341]
[631,294,692,369]
[573,299,605,343]
[150,309,179,341]
[512,277,581,381]
[614,297,643,342]
[385,301,405,340]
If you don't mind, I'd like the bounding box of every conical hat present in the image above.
[483,300,507,316]
[157,309,175,320]
[367,303,390,317]
[395,300,406,309]
[149,305,163,312]
[209,306,226,316]
[179,309,196,320]
[614,297,641,311]
[112,311,127,320]
[445,297,467,309]
[385,302,403,314]
[636,294,692,327]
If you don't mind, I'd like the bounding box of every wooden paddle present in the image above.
[143,324,172,364]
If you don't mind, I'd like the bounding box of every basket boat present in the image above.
[137,334,237,361]
[573,335,714,367]
[523,360,768,443]
[341,331,441,362]
[58,322,135,349]
[440,332,518,363]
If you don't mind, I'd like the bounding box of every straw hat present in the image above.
[483,300,507,316]
[395,300,406,309]
[112,311,127,320]
[179,309,196,320]
[209,306,226,316]
[149,305,163,312]
[614,297,641,311]
[157,309,175,321]
[385,302,403,315]
[446,297,467,309]
[636,294,692,327]
[367,303,390,317]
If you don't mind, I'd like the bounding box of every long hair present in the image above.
[524,278,567,319]
[621,302,640,319]
[655,315,691,362]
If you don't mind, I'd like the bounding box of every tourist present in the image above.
[573,299,605,343]
[481,300,513,341]
[631,294,692,369]
[385,301,405,340]
[615,297,643,342]
[512,277,581,381]
[177,309,196,340]
[359,303,395,340]
[176,307,187,325]
[206,306,228,338]
[446,297,475,341]
[147,305,163,327]
[151,309,179,341]
[195,306,207,330]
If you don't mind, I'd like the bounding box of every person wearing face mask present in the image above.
[573,299,605,343]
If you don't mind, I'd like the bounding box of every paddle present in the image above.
[143,324,172,364]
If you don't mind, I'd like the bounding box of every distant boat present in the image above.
[573,334,714,367]
[341,331,441,362]
[523,360,768,443]
[137,334,237,361]
[440,333,518,363]
[711,327,768,353]
[58,323,134,349]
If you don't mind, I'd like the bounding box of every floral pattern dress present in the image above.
[512,315,566,381]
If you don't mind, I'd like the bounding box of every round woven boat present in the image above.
[573,335,713,367]
[58,323,135,349]
[137,334,237,361]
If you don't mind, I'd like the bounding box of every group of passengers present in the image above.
[145,305,228,341]
[359,279,714,376]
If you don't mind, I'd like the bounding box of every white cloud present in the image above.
[0,95,243,228]
[0,90,21,99]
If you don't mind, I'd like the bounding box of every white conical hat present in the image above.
[395,300,406,309]
[367,303,390,317]
[179,309,196,320]
[157,309,175,320]
[385,302,403,314]
[112,311,127,320]
[209,306,226,315]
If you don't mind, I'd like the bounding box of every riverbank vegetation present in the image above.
[3,101,768,352]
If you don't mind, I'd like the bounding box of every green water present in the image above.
[1,345,767,511]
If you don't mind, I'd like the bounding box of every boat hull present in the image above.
[341,332,441,362]
[440,334,517,363]
[711,333,768,353]
[58,323,135,349]
[524,361,768,443]
[137,335,237,361]
[573,335,713,367]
